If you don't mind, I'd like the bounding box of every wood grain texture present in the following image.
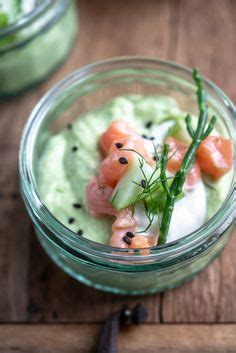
[0,0,235,329]
[160,0,236,323]
[0,148,31,322]
[28,236,160,323]
[174,0,236,102]
[162,233,236,323]
[0,324,236,353]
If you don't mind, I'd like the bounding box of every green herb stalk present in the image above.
[158,68,217,245]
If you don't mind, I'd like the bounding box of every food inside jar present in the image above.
[37,88,233,253]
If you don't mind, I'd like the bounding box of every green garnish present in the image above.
[145,180,184,214]
[0,1,23,28]
[158,68,217,245]
[0,12,8,28]
[0,1,23,46]
[110,68,216,242]
[110,188,119,204]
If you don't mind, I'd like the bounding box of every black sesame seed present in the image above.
[142,134,148,139]
[149,136,155,141]
[72,146,78,152]
[123,235,132,245]
[68,217,75,224]
[126,231,135,238]
[119,157,128,164]
[73,203,82,209]
[116,142,123,149]
[153,155,159,162]
[67,123,72,130]
[141,179,147,188]
[77,229,83,236]
[145,121,153,129]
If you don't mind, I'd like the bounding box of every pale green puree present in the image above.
[37,96,232,245]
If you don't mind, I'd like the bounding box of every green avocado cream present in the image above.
[37,95,232,244]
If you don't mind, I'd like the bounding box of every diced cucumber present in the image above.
[110,156,159,211]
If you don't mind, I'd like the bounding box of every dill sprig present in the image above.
[158,68,217,245]
[120,146,162,201]
[117,146,162,233]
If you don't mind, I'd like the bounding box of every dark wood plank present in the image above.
[174,0,236,101]
[0,93,39,147]
[0,324,236,353]
[161,0,236,323]
[0,148,31,321]
[162,231,236,323]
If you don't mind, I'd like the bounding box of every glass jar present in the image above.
[19,57,235,295]
[0,0,78,98]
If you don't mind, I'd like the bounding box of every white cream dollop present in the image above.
[133,180,206,243]
[167,180,206,242]
[144,120,175,154]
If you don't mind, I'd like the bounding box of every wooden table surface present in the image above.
[0,1,235,352]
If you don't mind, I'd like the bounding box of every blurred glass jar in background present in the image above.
[0,0,78,98]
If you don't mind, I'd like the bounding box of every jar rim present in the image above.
[0,0,70,38]
[19,56,236,263]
